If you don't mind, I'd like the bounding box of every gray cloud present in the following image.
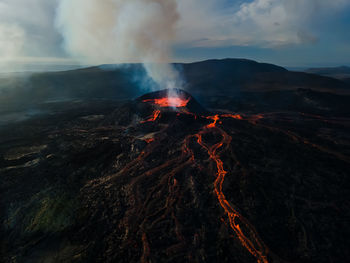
[176,0,350,48]
[56,0,183,90]
[0,0,69,71]
[0,0,349,72]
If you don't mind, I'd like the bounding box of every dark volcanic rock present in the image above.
[1,92,349,263]
[306,66,350,75]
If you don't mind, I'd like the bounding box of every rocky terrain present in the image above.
[1,86,349,263]
[1,59,350,114]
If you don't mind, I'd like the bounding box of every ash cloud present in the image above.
[0,23,24,71]
[0,0,349,72]
[0,0,67,72]
[55,0,182,90]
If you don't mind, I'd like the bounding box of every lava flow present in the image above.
[137,94,269,262]
[141,110,161,123]
[140,96,190,124]
[142,97,190,108]
[194,114,269,263]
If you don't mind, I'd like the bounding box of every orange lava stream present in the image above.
[144,138,155,144]
[205,115,220,128]
[195,114,269,263]
[141,232,150,263]
[205,114,243,127]
[141,110,161,123]
[139,107,268,262]
[143,97,190,108]
[221,114,244,120]
[126,107,342,262]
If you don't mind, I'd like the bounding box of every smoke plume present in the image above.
[55,0,182,90]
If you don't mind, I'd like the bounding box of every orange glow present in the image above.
[205,115,220,128]
[137,100,269,262]
[221,114,243,120]
[205,114,243,128]
[144,138,155,144]
[141,110,161,123]
[194,114,269,263]
[143,97,190,108]
[141,232,150,263]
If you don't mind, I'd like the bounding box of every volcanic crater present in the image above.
[1,88,349,263]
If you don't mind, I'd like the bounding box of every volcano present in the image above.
[140,89,190,108]
[1,88,349,263]
[138,89,208,113]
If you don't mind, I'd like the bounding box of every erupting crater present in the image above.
[134,89,269,263]
[138,89,207,114]
[142,97,190,108]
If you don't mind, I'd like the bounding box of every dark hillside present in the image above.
[1,59,349,114]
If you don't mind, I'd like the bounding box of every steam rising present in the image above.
[56,0,182,90]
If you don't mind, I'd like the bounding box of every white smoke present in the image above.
[0,23,24,71]
[55,0,182,90]
[1,0,348,74]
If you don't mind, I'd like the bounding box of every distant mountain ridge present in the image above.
[180,59,349,96]
[306,66,350,75]
[0,59,349,113]
[305,66,350,81]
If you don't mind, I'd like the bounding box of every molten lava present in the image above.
[196,115,269,263]
[143,97,190,108]
[141,110,161,123]
[90,94,339,262]
[134,98,269,262]
[144,138,155,144]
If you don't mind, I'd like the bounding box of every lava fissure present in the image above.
[121,146,193,260]
[141,110,161,123]
[97,95,271,262]
[191,118,269,263]
[142,98,269,261]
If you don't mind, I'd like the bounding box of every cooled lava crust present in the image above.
[1,90,349,263]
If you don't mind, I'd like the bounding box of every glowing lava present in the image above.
[196,115,269,263]
[144,138,155,144]
[143,97,190,108]
[135,98,270,262]
[141,110,161,123]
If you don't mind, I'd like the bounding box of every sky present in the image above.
[0,0,350,72]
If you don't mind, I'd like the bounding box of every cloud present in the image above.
[0,0,66,71]
[0,0,349,71]
[56,0,182,89]
[56,0,178,64]
[176,0,350,48]
[0,23,24,60]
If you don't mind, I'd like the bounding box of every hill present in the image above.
[1,59,349,114]
[305,66,350,80]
